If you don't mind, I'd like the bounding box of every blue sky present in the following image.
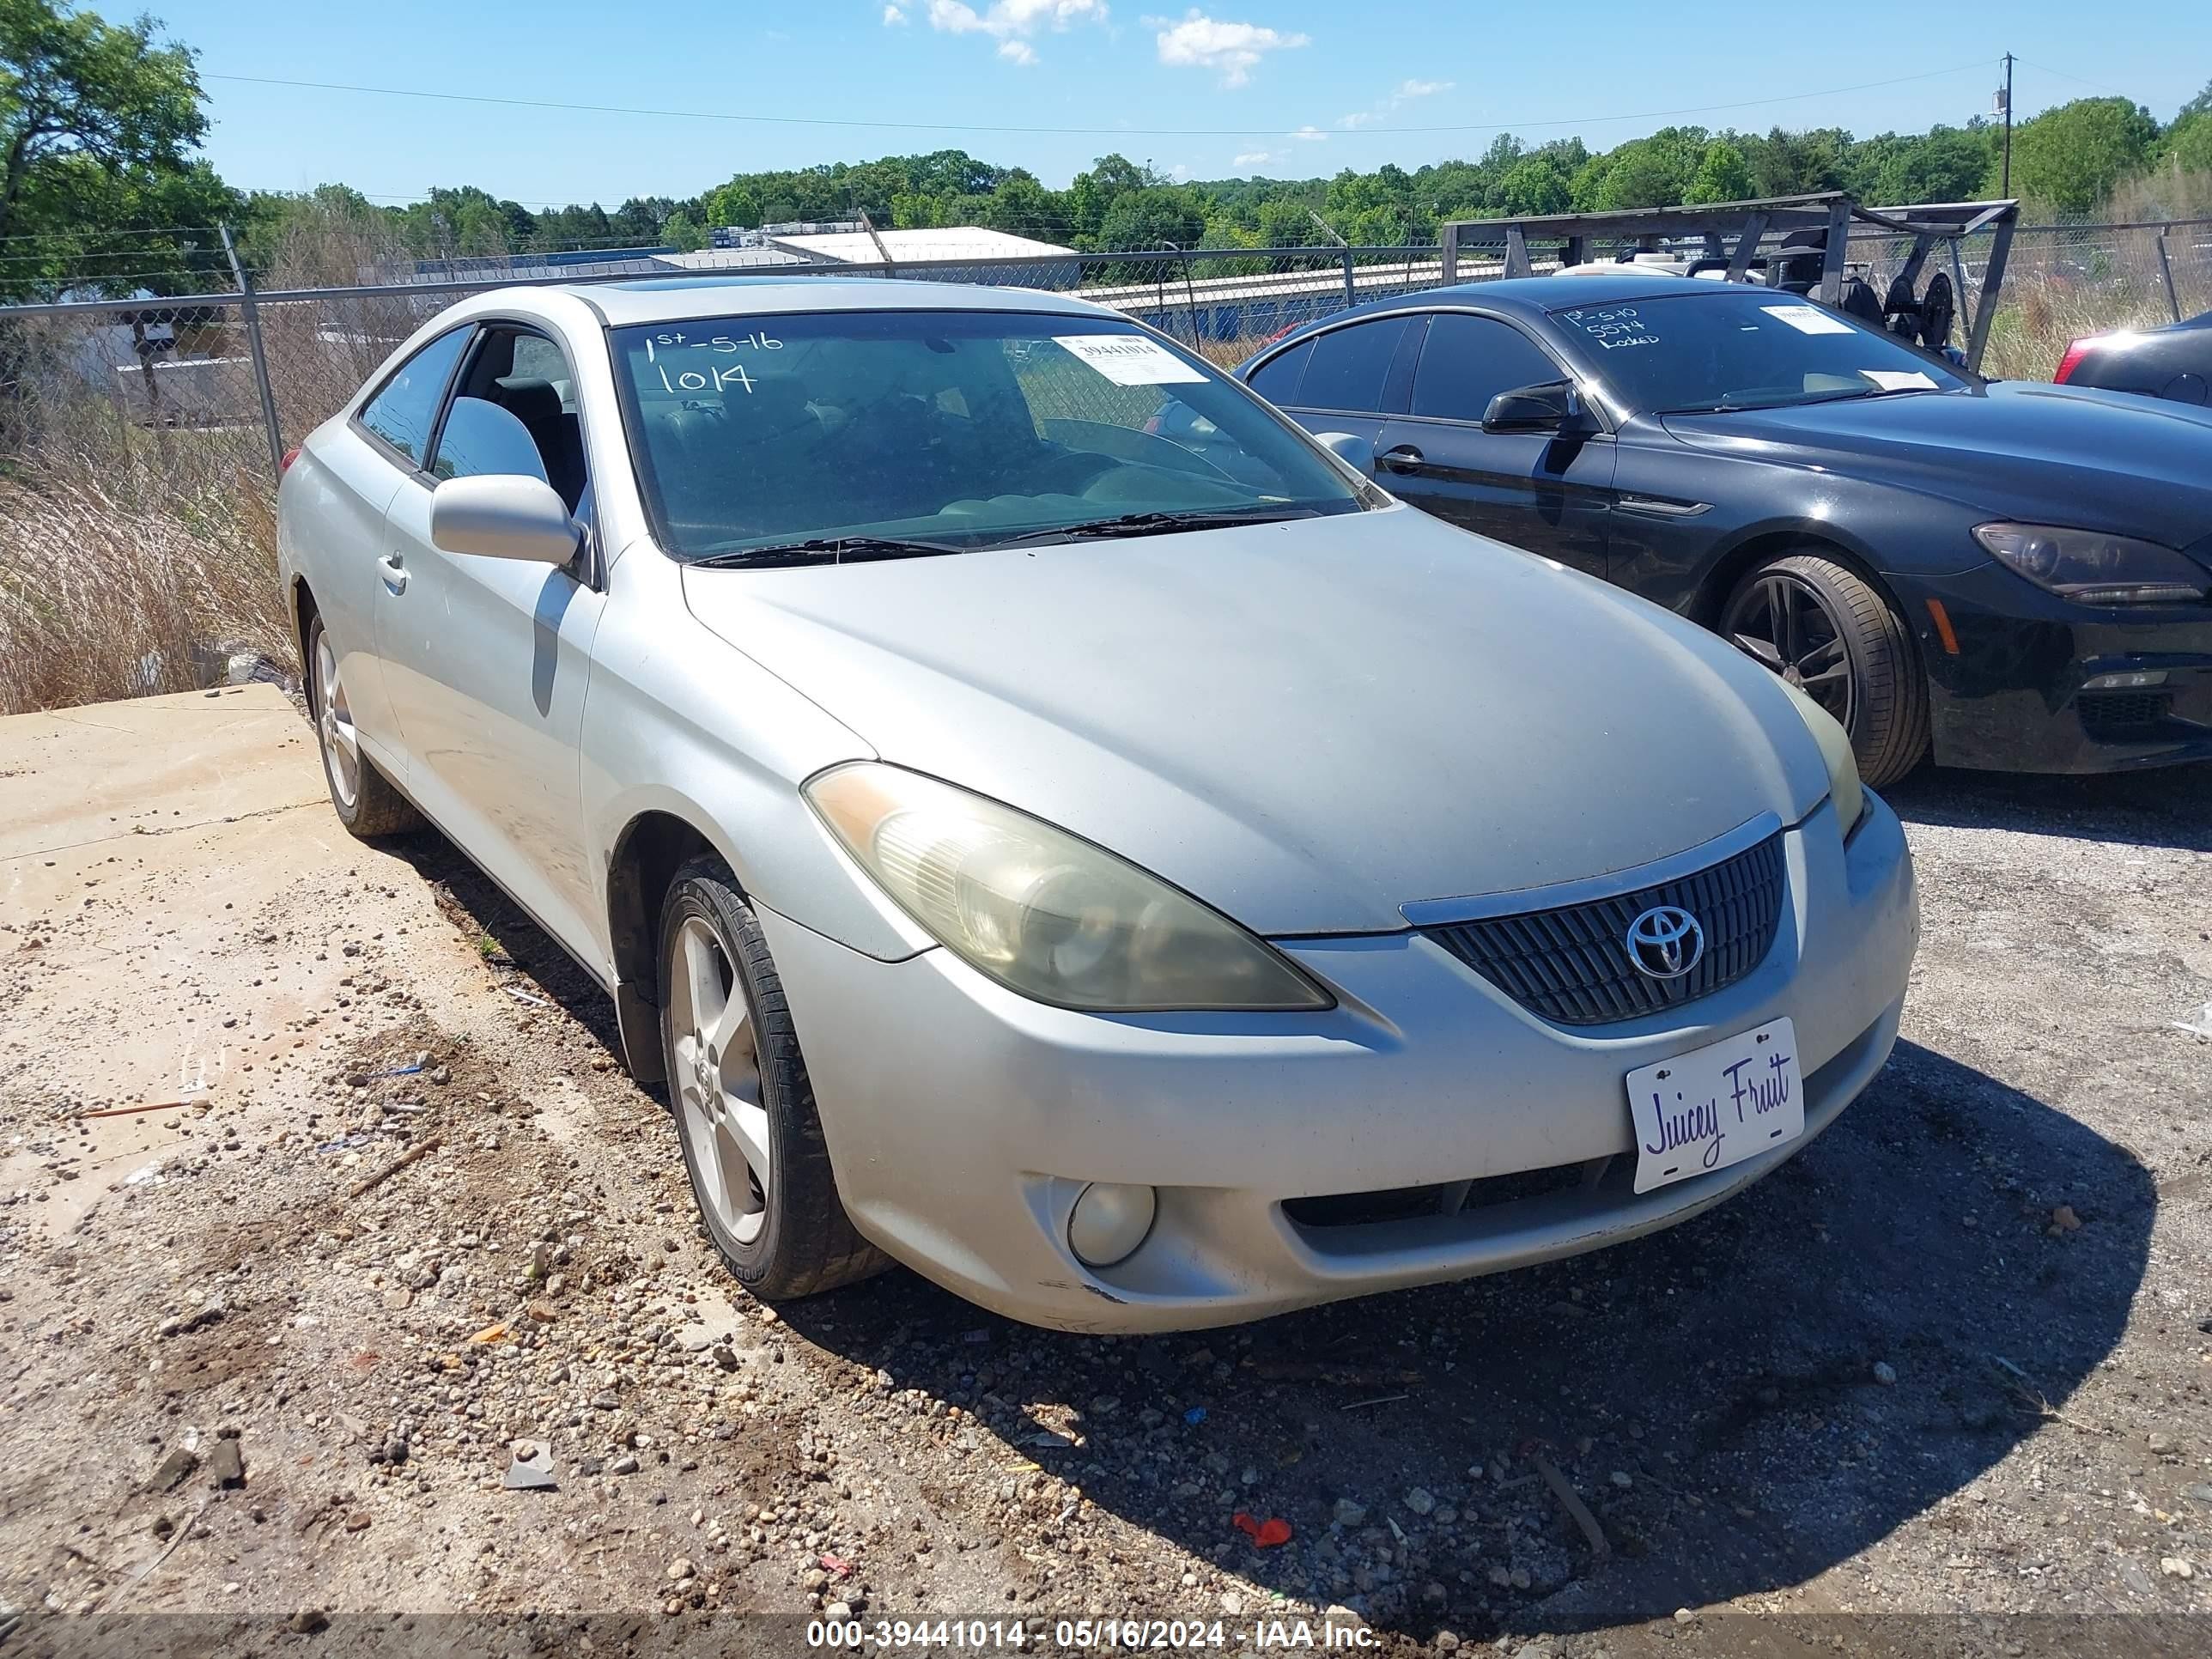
[155,0,2207,208]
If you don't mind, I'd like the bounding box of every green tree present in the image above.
[2009,97,2159,214]
[611,196,678,241]
[1490,155,1572,215]
[702,180,759,232]
[1857,123,1996,206]
[1573,127,1709,210]
[1,0,207,242]
[1095,186,1204,251]
[1683,140,1753,204]
[2157,110,2212,174]
[660,209,705,252]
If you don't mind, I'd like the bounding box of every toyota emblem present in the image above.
[1626,904,1705,980]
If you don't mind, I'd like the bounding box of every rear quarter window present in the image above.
[1296,316,1413,414]
[358,328,471,466]
[1246,338,1314,404]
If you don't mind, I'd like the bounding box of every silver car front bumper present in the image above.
[763,793,1918,1332]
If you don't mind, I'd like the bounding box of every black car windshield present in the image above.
[610,311,1370,562]
[1550,289,1974,415]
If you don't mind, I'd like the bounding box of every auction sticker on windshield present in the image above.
[1054,334,1208,386]
[1626,1018,1803,1194]
[1760,305,1856,336]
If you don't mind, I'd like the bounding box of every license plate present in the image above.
[1626,1018,1804,1194]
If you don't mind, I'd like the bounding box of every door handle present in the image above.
[1376,444,1425,473]
[378,552,408,594]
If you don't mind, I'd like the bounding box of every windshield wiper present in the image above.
[986,506,1316,548]
[689,535,971,569]
[1663,385,1952,416]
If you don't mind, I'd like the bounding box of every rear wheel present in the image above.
[1721,552,1929,789]
[307,616,420,837]
[658,856,887,1301]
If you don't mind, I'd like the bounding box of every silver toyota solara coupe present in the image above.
[276,276,1918,1332]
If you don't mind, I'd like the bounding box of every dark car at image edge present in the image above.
[2055,308,2212,409]
[1237,273,2212,786]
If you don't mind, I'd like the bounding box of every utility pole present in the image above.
[1997,53,2014,197]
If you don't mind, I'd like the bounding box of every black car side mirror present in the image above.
[1482,380,1591,435]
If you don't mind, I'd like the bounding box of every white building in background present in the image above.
[699,225,1081,288]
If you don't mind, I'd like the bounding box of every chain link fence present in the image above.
[4,223,2207,481]
[0,222,2205,714]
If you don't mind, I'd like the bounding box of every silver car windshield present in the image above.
[611,311,1370,562]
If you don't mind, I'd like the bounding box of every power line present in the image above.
[204,60,1988,143]
[2012,58,2131,100]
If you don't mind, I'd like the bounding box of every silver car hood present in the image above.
[681,506,1829,935]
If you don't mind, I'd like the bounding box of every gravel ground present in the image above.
[1,732,2208,1657]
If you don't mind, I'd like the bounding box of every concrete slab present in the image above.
[0,682,321,865]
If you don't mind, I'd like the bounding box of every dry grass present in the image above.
[0,455,291,716]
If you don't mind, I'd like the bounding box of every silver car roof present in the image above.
[566,276,1118,328]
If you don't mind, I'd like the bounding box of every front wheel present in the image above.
[1721,553,1930,789]
[307,615,420,837]
[658,857,887,1301]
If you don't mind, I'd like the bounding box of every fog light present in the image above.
[2082,670,2168,690]
[1067,1182,1157,1269]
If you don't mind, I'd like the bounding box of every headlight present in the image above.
[805,763,1330,1012]
[1775,679,1864,837]
[1972,522,2209,605]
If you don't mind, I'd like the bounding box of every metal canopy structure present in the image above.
[1438,193,2021,371]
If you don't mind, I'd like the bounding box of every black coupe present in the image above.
[1238,273,2212,786]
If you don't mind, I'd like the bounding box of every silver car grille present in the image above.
[1417,831,1787,1026]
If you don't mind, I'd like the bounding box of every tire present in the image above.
[1720,552,1930,789]
[306,614,422,837]
[657,856,887,1301]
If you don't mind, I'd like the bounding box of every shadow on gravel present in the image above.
[776,1039,2153,1641]
[1888,761,2212,853]
[389,822,2155,1643]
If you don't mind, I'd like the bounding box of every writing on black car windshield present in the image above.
[612,312,1364,562]
[1552,290,1972,414]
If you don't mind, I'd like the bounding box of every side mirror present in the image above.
[1314,430,1374,474]
[1482,380,1589,435]
[428,474,579,565]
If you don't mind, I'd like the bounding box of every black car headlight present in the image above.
[1972,522,2209,605]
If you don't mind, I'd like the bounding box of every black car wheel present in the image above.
[657,854,888,1302]
[1722,552,1929,789]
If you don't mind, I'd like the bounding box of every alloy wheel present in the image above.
[667,915,770,1245]
[1722,569,1857,732]
[313,632,362,810]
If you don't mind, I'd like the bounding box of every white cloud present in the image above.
[1287,125,1328,142]
[882,3,908,22]
[1146,11,1309,88]
[1232,149,1276,167]
[1337,76,1453,131]
[924,0,1106,63]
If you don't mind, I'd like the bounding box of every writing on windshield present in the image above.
[1551,290,1972,413]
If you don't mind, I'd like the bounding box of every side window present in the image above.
[1297,317,1414,414]
[434,326,590,514]
[1409,314,1569,423]
[358,328,471,466]
[510,334,575,410]
[1246,338,1314,404]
